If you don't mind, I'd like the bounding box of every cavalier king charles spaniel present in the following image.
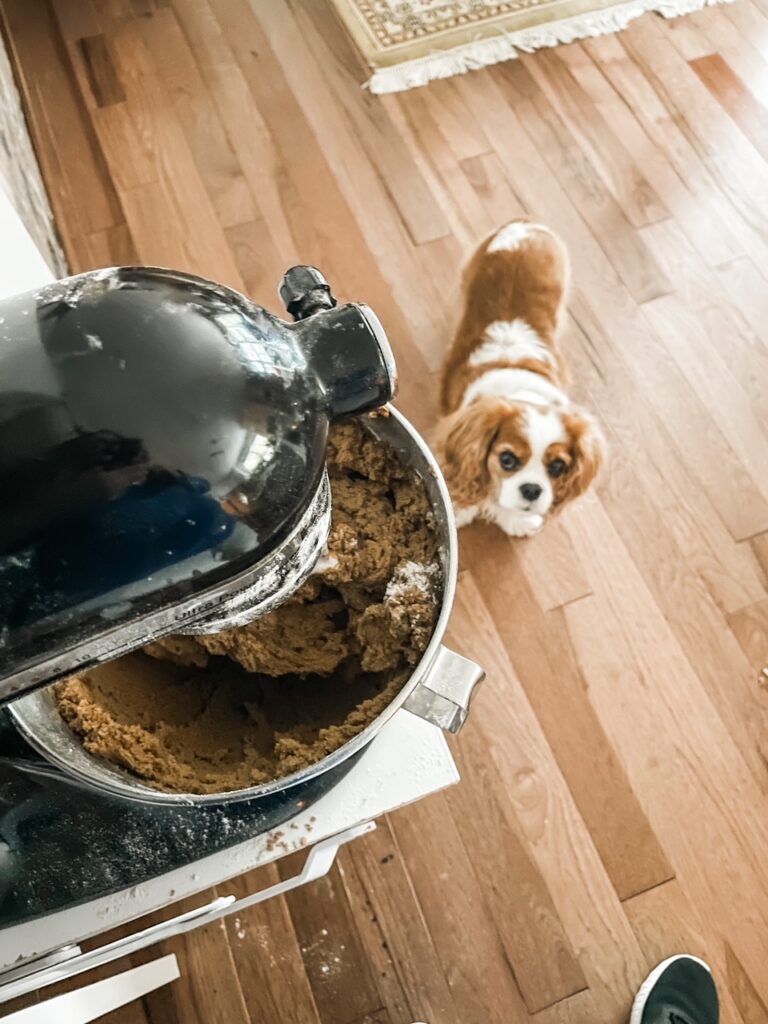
[435,220,606,537]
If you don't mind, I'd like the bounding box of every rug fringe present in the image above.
[365,0,733,93]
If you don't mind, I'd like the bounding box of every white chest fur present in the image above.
[469,319,556,370]
[462,366,568,409]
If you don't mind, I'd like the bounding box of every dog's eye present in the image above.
[499,451,521,472]
[548,458,567,478]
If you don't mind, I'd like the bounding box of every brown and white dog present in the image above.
[435,221,606,537]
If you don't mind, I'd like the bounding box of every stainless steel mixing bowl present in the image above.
[8,406,483,805]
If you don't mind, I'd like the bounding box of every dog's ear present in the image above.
[557,408,607,505]
[433,398,509,507]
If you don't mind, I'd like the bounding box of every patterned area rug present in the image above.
[330,0,730,92]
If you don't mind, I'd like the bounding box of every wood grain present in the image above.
[521,47,668,229]
[388,792,535,1024]
[219,865,323,1024]
[4,1,768,1020]
[444,574,650,1024]
[445,719,587,1012]
[0,0,124,264]
[78,34,126,107]
[460,531,675,904]
[279,852,387,1024]
[343,819,463,1024]
[691,53,768,162]
[496,60,672,305]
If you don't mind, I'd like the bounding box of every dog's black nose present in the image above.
[520,483,543,502]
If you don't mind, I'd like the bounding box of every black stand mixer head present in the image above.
[0,266,396,703]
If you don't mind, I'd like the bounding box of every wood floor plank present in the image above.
[562,499,768,1003]
[721,0,768,74]
[459,150,528,229]
[641,222,768,413]
[344,820,464,1024]
[724,0,768,43]
[1,0,123,265]
[389,792,534,1024]
[743,0,768,27]
[348,1011,392,1024]
[459,533,675,904]
[582,31,768,269]
[689,5,768,111]
[291,0,452,248]
[515,515,592,612]
[619,16,768,252]
[49,0,100,41]
[570,216,768,603]
[557,42,740,267]
[444,571,650,1024]
[569,287,768,543]
[564,312,767,618]
[207,0,438,422]
[725,942,768,1024]
[74,42,157,192]
[493,59,672,304]
[445,717,588,1012]
[639,215,730,307]
[219,865,323,1024]
[641,294,768,503]
[90,18,244,285]
[751,533,768,582]
[224,217,285,302]
[658,8,714,60]
[530,989,599,1024]
[139,7,257,229]
[521,47,669,229]
[691,53,768,163]
[116,892,248,1024]
[78,33,126,108]
[259,0,457,372]
[87,221,138,266]
[420,77,493,163]
[728,599,768,677]
[139,922,249,1024]
[167,0,298,267]
[716,256,768,354]
[624,880,710,969]
[335,842,414,1024]
[398,85,499,248]
[456,63,627,298]
[280,857,386,1024]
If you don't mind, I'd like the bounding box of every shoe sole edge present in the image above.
[630,954,712,1024]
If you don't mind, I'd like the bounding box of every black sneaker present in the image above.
[631,955,719,1024]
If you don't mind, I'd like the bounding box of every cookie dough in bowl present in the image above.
[53,418,444,796]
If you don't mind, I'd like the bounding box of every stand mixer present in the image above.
[0,265,396,704]
[0,264,482,946]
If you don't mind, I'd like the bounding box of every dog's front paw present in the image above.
[453,504,480,529]
[497,511,545,537]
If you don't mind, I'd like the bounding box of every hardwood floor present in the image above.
[3,0,768,1021]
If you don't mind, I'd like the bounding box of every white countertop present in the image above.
[0,181,55,297]
[0,711,457,970]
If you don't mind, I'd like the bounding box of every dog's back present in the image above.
[441,221,569,413]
